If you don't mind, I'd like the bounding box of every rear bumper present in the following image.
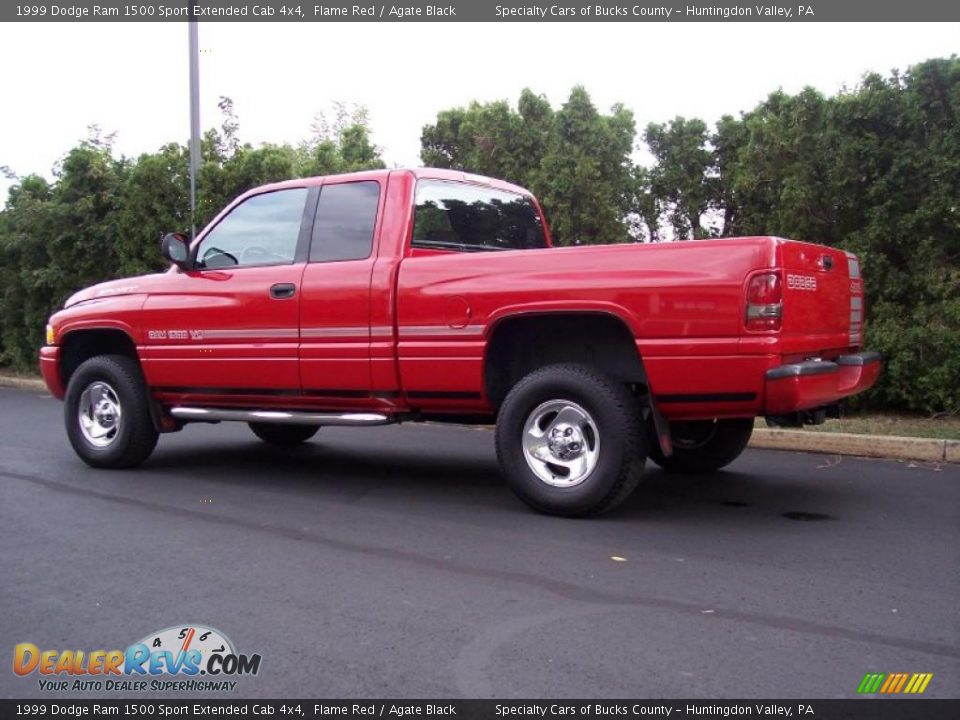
[764,351,881,415]
[39,346,65,399]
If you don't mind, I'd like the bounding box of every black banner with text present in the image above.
[2,700,959,720]
[3,0,960,22]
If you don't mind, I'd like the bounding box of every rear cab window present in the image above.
[412,180,547,254]
[310,180,381,263]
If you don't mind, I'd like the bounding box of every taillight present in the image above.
[745,271,782,331]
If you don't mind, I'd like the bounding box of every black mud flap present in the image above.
[647,396,673,457]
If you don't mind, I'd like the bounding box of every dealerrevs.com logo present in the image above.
[13,625,261,693]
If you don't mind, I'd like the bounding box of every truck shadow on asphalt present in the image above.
[141,434,849,524]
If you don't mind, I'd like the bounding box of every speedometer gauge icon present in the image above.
[135,624,235,672]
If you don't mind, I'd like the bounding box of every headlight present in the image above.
[45,324,56,345]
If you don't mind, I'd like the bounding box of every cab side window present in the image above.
[196,188,308,270]
[310,181,381,263]
[412,180,547,252]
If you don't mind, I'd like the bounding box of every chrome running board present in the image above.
[170,407,392,426]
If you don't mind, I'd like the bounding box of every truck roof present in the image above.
[248,168,534,198]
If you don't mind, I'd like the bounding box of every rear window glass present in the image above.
[412,180,546,253]
[310,181,380,263]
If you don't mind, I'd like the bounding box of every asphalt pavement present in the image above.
[1,386,958,699]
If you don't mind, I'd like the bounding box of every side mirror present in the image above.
[161,232,193,271]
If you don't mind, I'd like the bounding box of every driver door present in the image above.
[140,186,313,397]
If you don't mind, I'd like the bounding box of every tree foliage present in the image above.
[422,86,635,246]
[643,117,714,239]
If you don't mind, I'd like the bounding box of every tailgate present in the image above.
[777,241,863,356]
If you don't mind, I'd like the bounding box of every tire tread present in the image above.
[649,418,753,474]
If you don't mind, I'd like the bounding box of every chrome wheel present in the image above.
[521,400,600,487]
[77,381,123,448]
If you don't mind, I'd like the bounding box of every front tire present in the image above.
[648,418,753,474]
[64,354,159,469]
[248,423,319,446]
[495,364,647,517]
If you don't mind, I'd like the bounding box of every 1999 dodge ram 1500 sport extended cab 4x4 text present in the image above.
[40,168,881,516]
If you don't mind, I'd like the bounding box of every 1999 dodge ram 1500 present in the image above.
[40,168,881,516]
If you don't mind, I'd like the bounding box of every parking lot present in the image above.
[1,386,958,698]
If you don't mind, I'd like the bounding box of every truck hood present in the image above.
[64,272,170,308]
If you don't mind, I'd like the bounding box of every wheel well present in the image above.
[61,329,139,390]
[484,313,648,410]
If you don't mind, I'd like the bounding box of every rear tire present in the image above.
[248,423,319,446]
[495,364,647,517]
[64,354,159,469]
[649,418,753,474]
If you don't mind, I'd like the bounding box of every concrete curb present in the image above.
[946,441,960,464]
[0,373,46,392]
[750,428,955,463]
[0,371,955,463]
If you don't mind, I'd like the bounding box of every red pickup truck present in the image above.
[40,168,880,516]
